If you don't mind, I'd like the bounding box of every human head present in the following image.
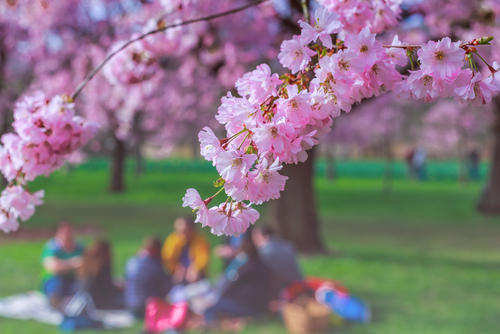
[55,221,75,251]
[141,236,162,259]
[79,239,111,278]
[252,225,274,248]
[174,216,195,239]
[240,228,259,260]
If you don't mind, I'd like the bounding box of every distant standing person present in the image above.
[252,225,303,296]
[41,221,84,308]
[468,149,481,181]
[162,216,210,284]
[405,148,415,178]
[124,237,171,318]
[77,239,123,309]
[412,147,427,181]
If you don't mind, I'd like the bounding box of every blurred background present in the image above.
[1,0,500,333]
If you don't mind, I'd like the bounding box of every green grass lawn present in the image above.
[1,159,500,334]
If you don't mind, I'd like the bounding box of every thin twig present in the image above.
[301,0,310,23]
[383,45,421,49]
[71,0,269,100]
[383,40,485,49]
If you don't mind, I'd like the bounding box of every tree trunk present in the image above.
[109,137,126,193]
[477,97,500,213]
[267,148,325,253]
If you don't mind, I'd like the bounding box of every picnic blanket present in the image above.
[0,291,135,329]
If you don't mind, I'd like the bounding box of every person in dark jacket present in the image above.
[204,231,271,323]
[124,237,172,318]
[77,239,123,310]
[252,225,303,296]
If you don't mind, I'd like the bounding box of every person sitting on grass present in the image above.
[41,221,84,309]
[203,231,271,328]
[77,239,123,310]
[124,237,171,318]
[162,216,210,284]
[252,225,303,297]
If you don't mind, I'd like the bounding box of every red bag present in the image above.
[283,277,348,302]
[144,298,189,333]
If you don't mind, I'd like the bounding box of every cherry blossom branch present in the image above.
[383,36,494,50]
[71,0,269,100]
[383,45,421,49]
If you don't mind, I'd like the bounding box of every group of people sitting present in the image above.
[41,216,303,330]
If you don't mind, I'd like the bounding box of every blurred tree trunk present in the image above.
[478,97,500,213]
[109,137,126,193]
[267,148,325,253]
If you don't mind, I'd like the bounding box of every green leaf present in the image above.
[213,178,225,188]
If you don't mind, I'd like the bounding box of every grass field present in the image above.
[1,159,500,334]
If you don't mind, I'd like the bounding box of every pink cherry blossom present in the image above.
[0,186,44,221]
[235,64,281,105]
[104,40,157,85]
[299,6,342,48]
[275,85,313,127]
[246,158,287,203]
[278,35,316,74]
[386,35,408,67]
[198,126,223,164]
[454,71,499,105]
[344,27,385,70]
[225,158,288,204]
[251,118,301,163]
[201,202,259,236]
[318,0,401,34]
[0,213,19,233]
[0,186,44,233]
[397,70,443,102]
[216,93,257,136]
[182,188,209,225]
[215,150,257,184]
[418,37,464,79]
[0,92,98,182]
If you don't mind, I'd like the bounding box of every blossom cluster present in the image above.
[0,92,98,232]
[0,186,44,233]
[317,0,402,33]
[183,5,500,236]
[104,41,157,85]
[2,2,500,236]
[396,38,499,104]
